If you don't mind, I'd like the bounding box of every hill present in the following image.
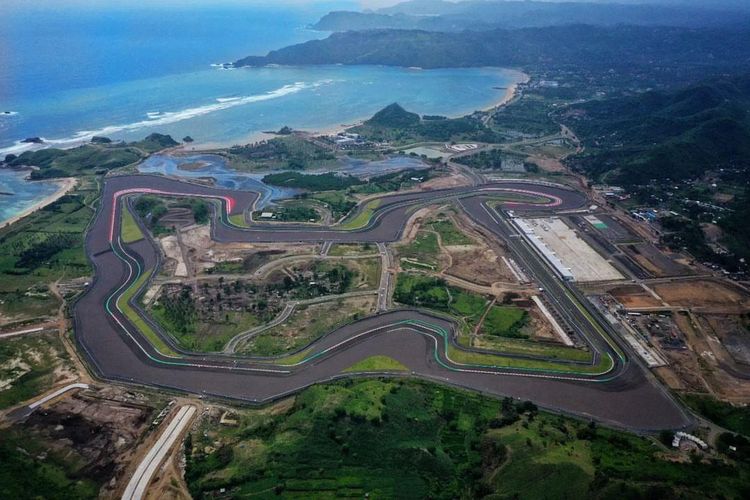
[365,103,421,128]
[235,25,750,73]
[314,1,750,32]
[563,75,750,185]
[351,103,496,144]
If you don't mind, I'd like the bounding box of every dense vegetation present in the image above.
[235,25,750,74]
[132,196,171,235]
[185,379,750,498]
[0,430,98,499]
[564,75,750,185]
[683,394,750,437]
[262,171,364,191]
[228,136,335,171]
[315,1,749,32]
[2,133,177,179]
[0,188,96,318]
[394,273,488,327]
[352,103,497,143]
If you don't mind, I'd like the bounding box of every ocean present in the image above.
[0,2,521,221]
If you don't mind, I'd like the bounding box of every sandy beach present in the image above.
[482,69,530,112]
[194,69,531,149]
[0,177,78,230]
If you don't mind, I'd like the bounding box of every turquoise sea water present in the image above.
[0,3,520,223]
[0,65,519,156]
[0,170,60,224]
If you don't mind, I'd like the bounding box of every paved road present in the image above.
[122,405,197,500]
[7,383,90,421]
[72,174,690,431]
[376,242,392,312]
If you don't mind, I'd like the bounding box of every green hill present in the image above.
[365,103,421,128]
[563,75,750,185]
[352,103,494,144]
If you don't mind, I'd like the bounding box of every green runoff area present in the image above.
[344,355,408,373]
[120,204,144,244]
[394,274,604,374]
[113,269,178,357]
[184,379,750,499]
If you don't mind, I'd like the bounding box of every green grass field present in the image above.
[185,380,750,499]
[393,273,487,328]
[429,219,473,246]
[344,355,409,373]
[120,206,144,243]
[481,305,529,338]
[467,335,593,363]
[0,185,97,319]
[228,212,249,227]
[398,231,441,268]
[115,270,177,356]
[446,344,613,374]
[339,199,381,230]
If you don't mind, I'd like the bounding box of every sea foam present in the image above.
[0,82,317,157]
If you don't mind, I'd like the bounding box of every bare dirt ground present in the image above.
[526,155,565,173]
[699,314,750,365]
[20,388,157,498]
[608,285,663,309]
[654,313,750,403]
[446,246,515,286]
[527,307,560,343]
[433,210,518,286]
[145,451,192,500]
[417,172,471,190]
[653,279,750,312]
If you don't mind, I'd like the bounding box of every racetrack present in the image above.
[73,174,691,431]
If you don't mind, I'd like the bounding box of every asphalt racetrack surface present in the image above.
[74,174,690,431]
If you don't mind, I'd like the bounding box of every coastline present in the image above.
[484,69,530,112]
[0,177,78,230]
[200,69,530,149]
[0,66,523,230]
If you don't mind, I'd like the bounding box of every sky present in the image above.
[5,0,744,11]
[0,0,409,10]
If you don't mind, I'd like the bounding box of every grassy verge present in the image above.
[344,355,409,373]
[446,344,613,375]
[328,243,378,256]
[228,212,249,228]
[115,270,177,356]
[467,335,592,363]
[339,199,381,230]
[120,206,144,243]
